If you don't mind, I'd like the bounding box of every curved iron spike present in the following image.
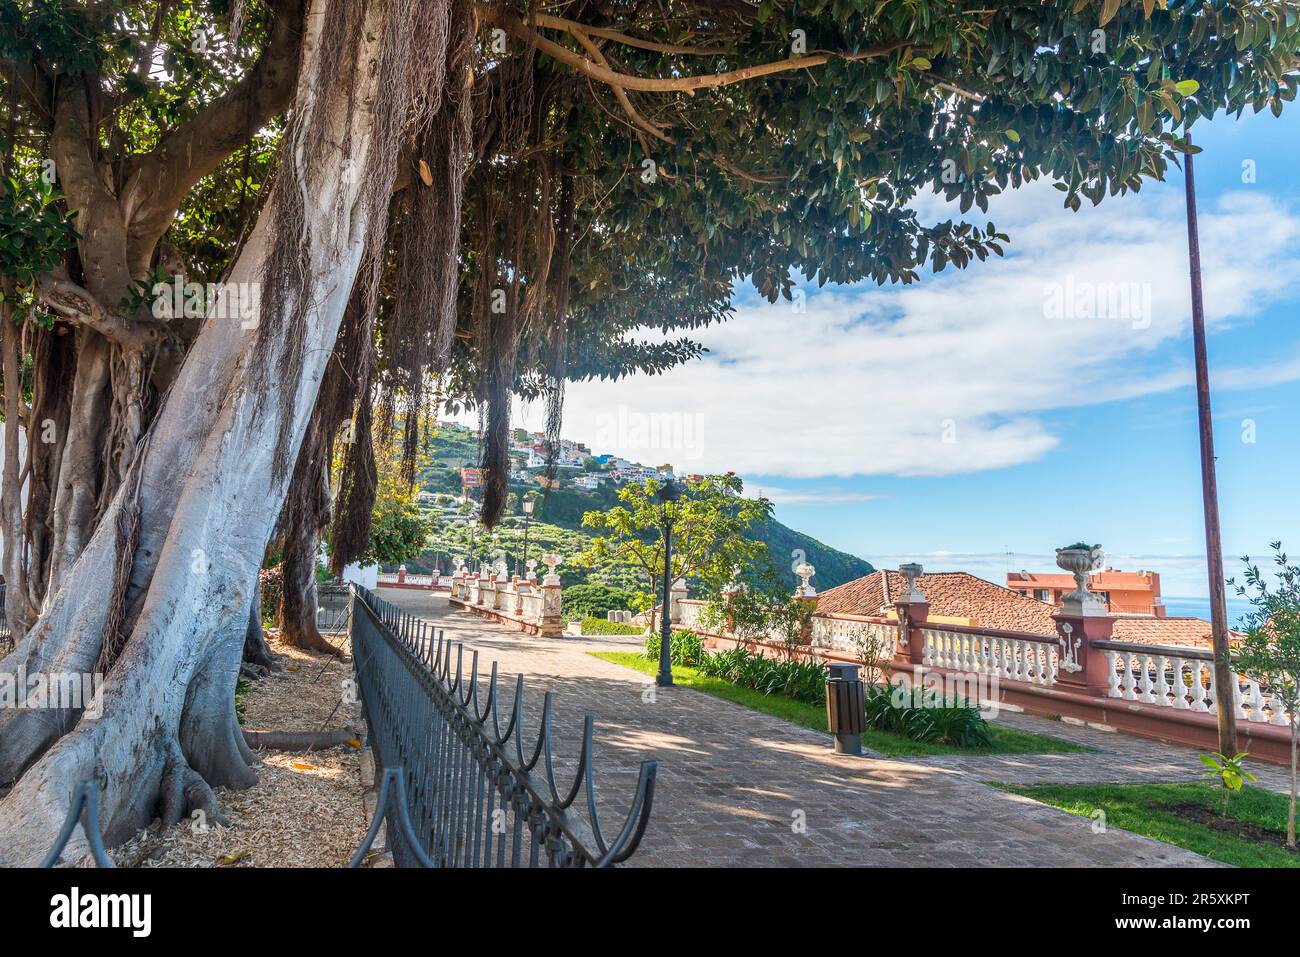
[348,768,435,868]
[512,676,528,766]
[596,760,659,867]
[464,650,480,710]
[483,662,502,728]
[41,780,115,868]
[493,670,522,747]
[552,716,593,811]
[451,643,465,697]
[524,691,552,776]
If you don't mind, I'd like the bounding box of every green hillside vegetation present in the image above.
[405,430,874,599]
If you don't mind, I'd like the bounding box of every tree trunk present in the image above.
[1,293,34,640]
[277,419,338,654]
[243,573,277,671]
[278,532,335,654]
[0,0,392,864]
[1290,718,1297,849]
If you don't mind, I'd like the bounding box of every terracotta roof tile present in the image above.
[1109,616,1243,649]
[816,572,1234,649]
[816,571,1059,635]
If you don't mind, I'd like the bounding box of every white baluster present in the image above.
[1269,685,1290,726]
[1192,663,1211,713]
[1245,678,1267,723]
[1139,654,1157,703]
[922,630,934,667]
[1170,658,1189,709]
[1121,655,1139,700]
[1104,651,1121,697]
[1232,673,1247,720]
[1155,655,1173,707]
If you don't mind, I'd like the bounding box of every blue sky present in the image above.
[509,107,1300,599]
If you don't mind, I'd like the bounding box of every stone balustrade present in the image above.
[445,565,561,637]
[1095,640,1289,725]
[376,571,453,590]
[679,565,1297,767]
[922,625,1059,687]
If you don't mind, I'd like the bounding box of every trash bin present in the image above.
[825,662,865,755]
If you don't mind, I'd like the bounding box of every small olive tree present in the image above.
[1232,542,1300,847]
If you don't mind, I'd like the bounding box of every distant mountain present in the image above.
[752,518,874,592]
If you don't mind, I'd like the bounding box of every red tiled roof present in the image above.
[816,571,1059,635]
[1109,616,1242,649]
[818,571,1236,649]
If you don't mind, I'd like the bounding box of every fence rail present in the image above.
[350,585,657,867]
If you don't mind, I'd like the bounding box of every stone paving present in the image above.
[376,589,1237,868]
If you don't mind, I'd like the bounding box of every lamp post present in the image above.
[518,496,535,576]
[1182,135,1237,757]
[655,479,682,687]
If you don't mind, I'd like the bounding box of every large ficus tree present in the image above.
[0,0,1295,863]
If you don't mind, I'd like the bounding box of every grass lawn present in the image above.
[590,651,1087,758]
[996,782,1300,868]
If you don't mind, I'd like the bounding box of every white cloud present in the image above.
[747,486,885,507]
[504,181,1300,480]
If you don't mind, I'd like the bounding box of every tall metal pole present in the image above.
[656,517,674,687]
[1183,136,1237,757]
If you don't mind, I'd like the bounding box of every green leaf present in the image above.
[1174,80,1201,97]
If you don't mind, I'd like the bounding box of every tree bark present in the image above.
[277,433,337,654]
[1,293,33,639]
[243,573,277,670]
[0,0,390,864]
[1290,719,1297,848]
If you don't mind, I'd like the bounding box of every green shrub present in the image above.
[644,629,704,666]
[863,683,991,747]
[580,616,644,636]
[694,646,827,705]
[563,583,645,621]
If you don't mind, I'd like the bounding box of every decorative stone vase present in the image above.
[793,562,816,598]
[1055,545,1106,615]
[898,563,926,603]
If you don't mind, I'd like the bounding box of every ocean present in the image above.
[1161,596,1254,629]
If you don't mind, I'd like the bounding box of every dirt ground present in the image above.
[108,632,369,868]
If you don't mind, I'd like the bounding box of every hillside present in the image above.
[409,430,874,594]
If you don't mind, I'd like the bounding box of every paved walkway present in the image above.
[376,589,1234,867]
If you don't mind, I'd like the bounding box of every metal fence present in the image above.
[317,583,351,635]
[41,585,657,868]
[350,584,657,867]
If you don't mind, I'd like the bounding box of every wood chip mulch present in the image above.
[109,631,369,868]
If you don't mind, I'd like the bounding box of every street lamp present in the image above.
[518,496,535,576]
[655,479,682,687]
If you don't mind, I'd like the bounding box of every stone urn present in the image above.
[1055,544,1106,615]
